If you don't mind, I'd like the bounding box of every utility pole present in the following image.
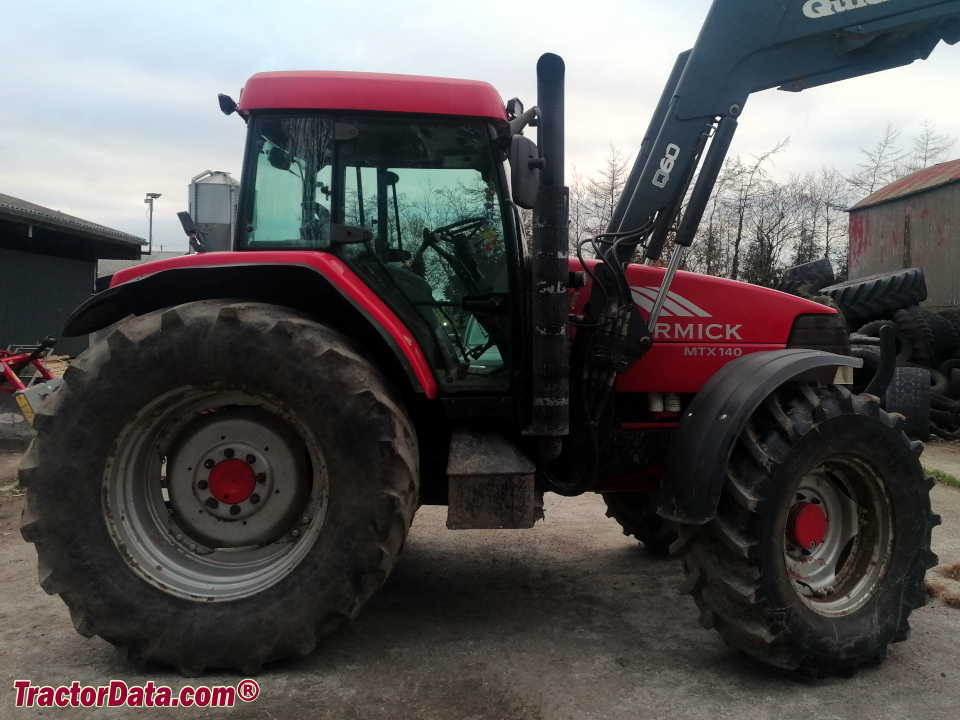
[144,192,161,256]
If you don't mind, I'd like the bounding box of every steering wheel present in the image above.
[412,216,488,296]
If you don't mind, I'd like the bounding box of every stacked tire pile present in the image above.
[777,259,960,441]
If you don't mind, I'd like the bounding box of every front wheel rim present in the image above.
[104,386,328,602]
[783,456,894,616]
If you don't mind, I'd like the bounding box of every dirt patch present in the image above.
[927,560,960,608]
[1,461,959,718]
[942,561,960,582]
[0,452,22,492]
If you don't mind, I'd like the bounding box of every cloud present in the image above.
[3,0,960,249]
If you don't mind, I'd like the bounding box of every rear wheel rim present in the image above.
[783,456,893,616]
[104,387,328,602]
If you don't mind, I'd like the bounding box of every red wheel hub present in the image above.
[208,459,256,504]
[788,501,828,550]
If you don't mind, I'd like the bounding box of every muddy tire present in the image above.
[602,492,678,553]
[778,259,834,293]
[19,300,419,675]
[894,307,939,369]
[886,366,932,441]
[680,383,937,678]
[820,268,927,328]
[901,306,959,363]
[938,309,960,339]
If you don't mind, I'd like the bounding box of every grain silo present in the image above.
[188,171,240,252]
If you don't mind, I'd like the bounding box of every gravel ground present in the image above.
[0,448,958,719]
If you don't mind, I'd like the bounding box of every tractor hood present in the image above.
[569,260,839,393]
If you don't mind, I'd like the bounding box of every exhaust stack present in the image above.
[528,53,570,456]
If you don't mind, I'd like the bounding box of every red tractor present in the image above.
[19,0,960,678]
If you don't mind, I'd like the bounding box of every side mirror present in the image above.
[510,135,543,210]
[177,211,197,236]
[177,211,207,254]
[268,146,292,171]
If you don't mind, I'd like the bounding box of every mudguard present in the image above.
[63,252,438,398]
[657,349,861,525]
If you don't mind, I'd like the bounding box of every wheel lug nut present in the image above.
[302,516,310,525]
[229,505,241,516]
[204,459,215,469]
[250,494,261,505]
[291,529,300,538]
[175,533,183,541]
[256,473,267,484]
[224,448,235,458]
[245,454,256,465]
[197,480,209,490]
[205,498,219,509]
[189,543,197,552]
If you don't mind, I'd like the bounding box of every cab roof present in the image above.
[237,71,508,123]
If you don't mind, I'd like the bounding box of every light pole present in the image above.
[144,192,161,256]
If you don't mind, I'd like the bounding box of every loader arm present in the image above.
[566,0,960,480]
[609,0,960,268]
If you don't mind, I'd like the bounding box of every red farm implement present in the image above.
[1,337,62,424]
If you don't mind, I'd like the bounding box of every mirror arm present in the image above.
[506,106,541,137]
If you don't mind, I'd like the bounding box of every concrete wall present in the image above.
[0,247,93,356]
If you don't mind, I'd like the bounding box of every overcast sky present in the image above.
[4,0,960,251]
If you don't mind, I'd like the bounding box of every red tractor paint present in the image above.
[237,71,509,123]
[111,251,439,399]
[788,502,828,550]
[569,259,836,393]
[208,459,257,505]
[0,349,55,395]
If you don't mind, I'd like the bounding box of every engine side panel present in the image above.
[569,260,836,393]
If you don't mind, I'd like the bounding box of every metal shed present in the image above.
[0,193,144,356]
[848,159,960,312]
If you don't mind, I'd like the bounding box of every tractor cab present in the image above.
[235,72,522,396]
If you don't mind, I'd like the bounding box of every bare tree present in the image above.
[726,140,789,280]
[583,144,631,237]
[902,119,956,174]
[568,165,590,256]
[846,123,905,196]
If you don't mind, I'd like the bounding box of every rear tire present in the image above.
[602,492,678,553]
[680,384,936,678]
[19,300,419,675]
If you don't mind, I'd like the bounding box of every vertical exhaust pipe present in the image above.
[528,53,569,458]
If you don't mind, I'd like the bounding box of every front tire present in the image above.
[680,383,938,678]
[19,300,419,675]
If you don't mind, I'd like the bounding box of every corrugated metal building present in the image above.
[848,159,960,312]
[0,193,144,356]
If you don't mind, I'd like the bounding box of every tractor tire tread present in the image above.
[19,300,419,675]
[680,383,934,679]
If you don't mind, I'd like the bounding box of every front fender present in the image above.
[64,252,438,397]
[658,349,861,525]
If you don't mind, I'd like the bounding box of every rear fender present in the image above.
[658,349,861,525]
[64,253,437,397]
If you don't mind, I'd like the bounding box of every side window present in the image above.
[337,121,511,392]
